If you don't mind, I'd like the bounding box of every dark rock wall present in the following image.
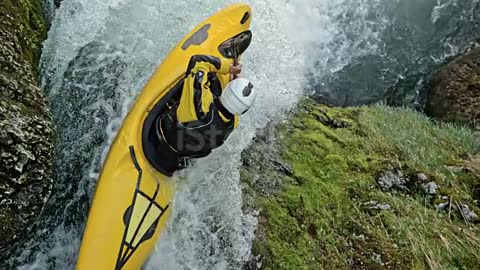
[425,47,480,129]
[0,0,54,248]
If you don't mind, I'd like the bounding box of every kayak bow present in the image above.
[76,4,252,270]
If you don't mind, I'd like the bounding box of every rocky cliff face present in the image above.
[0,0,54,248]
[425,47,480,129]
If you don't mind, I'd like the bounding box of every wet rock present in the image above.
[458,204,478,223]
[436,202,449,212]
[272,160,294,177]
[241,123,295,202]
[243,255,263,270]
[372,253,383,265]
[54,0,63,8]
[421,181,438,195]
[435,199,479,223]
[314,108,352,129]
[353,233,366,242]
[435,196,451,212]
[417,173,429,182]
[425,47,480,128]
[377,171,408,193]
[0,0,53,249]
[362,201,391,211]
[377,169,439,197]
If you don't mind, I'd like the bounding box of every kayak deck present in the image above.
[76,4,253,270]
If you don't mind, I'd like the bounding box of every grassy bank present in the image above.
[241,99,480,269]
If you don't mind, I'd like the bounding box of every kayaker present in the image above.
[154,54,256,175]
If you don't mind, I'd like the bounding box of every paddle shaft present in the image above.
[233,57,239,79]
[232,39,239,79]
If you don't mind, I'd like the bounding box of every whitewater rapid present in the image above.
[7,0,478,269]
[18,0,308,269]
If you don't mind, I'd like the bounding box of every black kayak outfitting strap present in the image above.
[214,97,234,120]
[141,80,184,176]
[116,145,144,270]
[129,146,142,174]
[115,146,169,270]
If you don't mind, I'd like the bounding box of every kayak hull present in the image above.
[76,4,252,270]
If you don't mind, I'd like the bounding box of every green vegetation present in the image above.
[242,100,480,270]
[0,0,47,76]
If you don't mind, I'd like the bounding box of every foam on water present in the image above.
[13,0,306,268]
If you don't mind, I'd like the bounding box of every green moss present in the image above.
[0,0,47,77]
[244,100,480,269]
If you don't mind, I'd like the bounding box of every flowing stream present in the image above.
[3,0,479,269]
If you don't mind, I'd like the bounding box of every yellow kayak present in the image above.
[76,4,252,270]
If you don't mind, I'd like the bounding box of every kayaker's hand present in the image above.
[229,63,242,75]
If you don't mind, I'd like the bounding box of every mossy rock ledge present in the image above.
[241,99,480,270]
[0,0,53,249]
[425,46,480,130]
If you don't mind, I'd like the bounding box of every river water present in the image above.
[3,0,479,269]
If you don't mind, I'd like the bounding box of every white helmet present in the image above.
[220,78,256,115]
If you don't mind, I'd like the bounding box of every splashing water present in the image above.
[9,0,306,268]
[306,0,480,107]
[5,0,471,269]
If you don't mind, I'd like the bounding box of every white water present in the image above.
[17,0,387,269]
[431,0,458,23]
